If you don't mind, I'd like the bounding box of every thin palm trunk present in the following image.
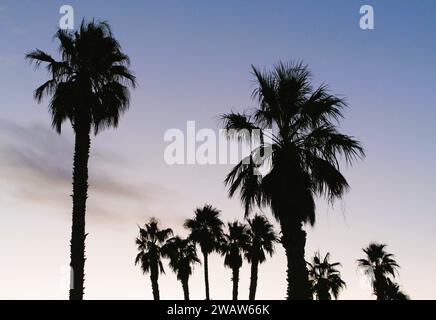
[281,221,312,300]
[232,267,240,300]
[203,251,210,300]
[248,258,259,300]
[181,277,190,300]
[69,120,90,300]
[150,263,160,300]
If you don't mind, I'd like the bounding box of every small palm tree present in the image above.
[307,251,346,300]
[162,236,200,300]
[27,20,136,300]
[135,218,173,300]
[222,61,364,299]
[184,204,224,300]
[220,221,250,300]
[244,214,277,300]
[357,242,400,300]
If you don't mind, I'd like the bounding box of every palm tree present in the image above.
[307,251,346,300]
[26,20,136,300]
[222,61,364,299]
[384,278,409,300]
[244,214,277,300]
[184,204,224,300]
[135,218,173,300]
[357,242,400,300]
[220,221,250,300]
[162,236,200,300]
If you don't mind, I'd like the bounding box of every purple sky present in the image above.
[0,0,435,299]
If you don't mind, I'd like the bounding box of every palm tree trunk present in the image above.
[150,265,160,300]
[232,267,240,300]
[203,251,210,300]
[374,272,386,300]
[69,120,91,300]
[248,258,259,300]
[318,285,330,300]
[181,277,190,300]
[281,220,312,300]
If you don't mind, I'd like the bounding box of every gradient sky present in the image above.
[0,0,435,300]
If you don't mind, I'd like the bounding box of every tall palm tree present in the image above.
[357,242,400,300]
[307,251,346,300]
[222,61,364,299]
[135,218,173,300]
[244,214,277,300]
[26,20,136,300]
[162,236,200,300]
[220,221,250,300]
[184,204,224,300]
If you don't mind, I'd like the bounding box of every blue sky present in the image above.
[0,0,435,299]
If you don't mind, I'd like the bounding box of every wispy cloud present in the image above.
[0,119,175,226]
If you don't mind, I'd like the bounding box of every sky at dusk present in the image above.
[0,0,435,299]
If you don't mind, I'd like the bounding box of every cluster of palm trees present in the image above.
[27,19,409,300]
[135,208,409,300]
[135,205,277,300]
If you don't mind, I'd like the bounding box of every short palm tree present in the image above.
[26,20,136,300]
[184,204,224,300]
[222,61,364,299]
[162,236,200,300]
[307,251,346,300]
[244,214,277,300]
[135,218,173,300]
[220,221,250,300]
[357,242,400,300]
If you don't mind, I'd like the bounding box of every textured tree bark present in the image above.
[248,258,259,300]
[203,251,210,300]
[69,119,91,300]
[232,267,240,300]
[282,221,312,300]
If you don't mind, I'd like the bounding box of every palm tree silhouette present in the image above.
[26,20,136,300]
[135,218,173,300]
[221,61,364,299]
[307,251,346,300]
[162,236,200,300]
[184,204,224,300]
[357,242,400,300]
[384,278,409,300]
[220,221,250,300]
[244,214,277,300]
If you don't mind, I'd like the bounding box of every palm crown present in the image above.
[244,215,277,264]
[163,236,200,281]
[135,218,173,275]
[307,251,346,300]
[357,243,399,281]
[222,61,364,223]
[184,204,224,254]
[221,221,250,270]
[26,20,136,134]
